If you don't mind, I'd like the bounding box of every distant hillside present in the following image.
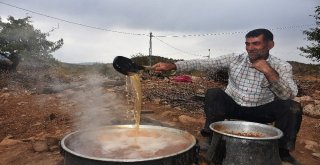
[17,55,320,79]
[288,61,320,77]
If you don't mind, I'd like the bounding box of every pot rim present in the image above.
[209,121,283,140]
[60,125,196,162]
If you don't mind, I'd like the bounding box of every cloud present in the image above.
[0,0,318,63]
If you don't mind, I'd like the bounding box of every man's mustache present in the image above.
[249,52,268,60]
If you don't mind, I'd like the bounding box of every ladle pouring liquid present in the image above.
[113,56,153,75]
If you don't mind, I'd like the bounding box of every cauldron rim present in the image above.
[60,125,197,162]
[209,121,283,140]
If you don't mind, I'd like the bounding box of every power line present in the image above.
[0,1,316,38]
[154,36,246,57]
[155,31,247,38]
[153,48,210,56]
[154,24,316,38]
[0,1,149,36]
[0,1,232,58]
[1,1,317,59]
[154,36,204,57]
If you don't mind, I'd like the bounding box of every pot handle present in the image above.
[206,134,225,164]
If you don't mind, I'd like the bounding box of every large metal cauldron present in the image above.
[60,125,198,165]
[207,121,283,165]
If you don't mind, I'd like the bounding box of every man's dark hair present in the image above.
[246,28,273,41]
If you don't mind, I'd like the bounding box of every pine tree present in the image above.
[299,6,320,62]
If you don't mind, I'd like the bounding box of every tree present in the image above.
[0,16,63,62]
[299,6,320,62]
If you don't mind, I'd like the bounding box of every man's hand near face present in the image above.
[250,59,279,82]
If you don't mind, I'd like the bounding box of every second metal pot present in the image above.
[207,121,283,165]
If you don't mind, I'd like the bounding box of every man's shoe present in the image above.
[279,149,301,165]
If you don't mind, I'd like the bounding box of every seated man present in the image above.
[153,28,302,165]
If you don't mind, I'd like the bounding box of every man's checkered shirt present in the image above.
[175,53,298,107]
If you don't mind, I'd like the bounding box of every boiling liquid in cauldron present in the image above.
[69,128,193,159]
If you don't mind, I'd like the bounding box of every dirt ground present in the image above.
[0,73,319,165]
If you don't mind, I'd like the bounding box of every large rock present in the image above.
[295,95,314,107]
[312,90,320,100]
[160,111,176,118]
[303,140,320,152]
[178,115,204,125]
[0,136,23,146]
[32,140,48,152]
[312,153,320,159]
[303,104,320,118]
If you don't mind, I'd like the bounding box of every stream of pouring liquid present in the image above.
[126,73,142,130]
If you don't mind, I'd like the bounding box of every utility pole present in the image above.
[204,49,211,59]
[149,32,153,66]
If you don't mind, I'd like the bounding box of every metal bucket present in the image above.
[208,121,283,165]
[60,125,198,165]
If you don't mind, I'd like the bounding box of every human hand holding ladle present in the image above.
[113,56,176,75]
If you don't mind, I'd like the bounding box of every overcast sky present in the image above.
[0,0,319,64]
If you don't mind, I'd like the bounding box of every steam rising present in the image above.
[59,74,133,130]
